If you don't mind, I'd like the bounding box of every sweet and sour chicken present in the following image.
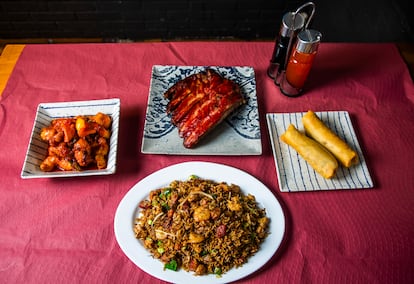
[39,112,112,172]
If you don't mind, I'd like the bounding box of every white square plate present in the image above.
[141,65,262,155]
[21,98,120,179]
[266,111,373,192]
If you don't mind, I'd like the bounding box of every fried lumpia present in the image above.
[280,124,338,179]
[302,110,358,168]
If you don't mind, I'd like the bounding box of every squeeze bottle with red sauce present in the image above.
[280,29,322,97]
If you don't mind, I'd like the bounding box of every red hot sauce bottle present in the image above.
[280,29,322,97]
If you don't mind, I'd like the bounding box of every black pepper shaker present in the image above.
[268,2,316,85]
[267,12,306,81]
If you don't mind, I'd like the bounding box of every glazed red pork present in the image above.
[164,69,245,148]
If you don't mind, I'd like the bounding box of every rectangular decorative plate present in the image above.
[141,65,262,155]
[21,98,120,179]
[266,111,373,192]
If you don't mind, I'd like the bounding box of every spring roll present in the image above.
[302,110,358,167]
[280,124,338,179]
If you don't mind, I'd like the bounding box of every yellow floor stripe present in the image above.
[0,44,25,97]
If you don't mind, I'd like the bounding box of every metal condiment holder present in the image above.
[268,2,316,85]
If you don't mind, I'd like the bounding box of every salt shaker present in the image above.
[280,29,322,97]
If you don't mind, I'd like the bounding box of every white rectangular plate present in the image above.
[141,65,262,155]
[266,111,373,192]
[21,98,120,179]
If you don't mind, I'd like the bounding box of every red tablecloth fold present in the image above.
[1,42,413,283]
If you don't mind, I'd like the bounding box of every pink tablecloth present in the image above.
[1,42,414,283]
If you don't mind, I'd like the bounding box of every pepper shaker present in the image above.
[267,11,306,81]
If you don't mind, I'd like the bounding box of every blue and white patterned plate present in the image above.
[266,111,373,192]
[21,98,120,178]
[141,65,262,155]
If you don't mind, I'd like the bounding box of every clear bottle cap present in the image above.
[296,29,322,53]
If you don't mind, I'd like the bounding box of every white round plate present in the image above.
[114,161,285,284]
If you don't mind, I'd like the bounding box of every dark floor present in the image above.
[397,43,414,79]
[311,0,413,42]
[0,0,413,42]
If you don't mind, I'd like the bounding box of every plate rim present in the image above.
[114,161,285,284]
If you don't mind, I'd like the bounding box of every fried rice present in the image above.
[133,176,269,276]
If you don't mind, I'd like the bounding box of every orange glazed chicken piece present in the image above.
[39,113,112,172]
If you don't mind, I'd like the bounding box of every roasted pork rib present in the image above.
[164,69,245,148]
